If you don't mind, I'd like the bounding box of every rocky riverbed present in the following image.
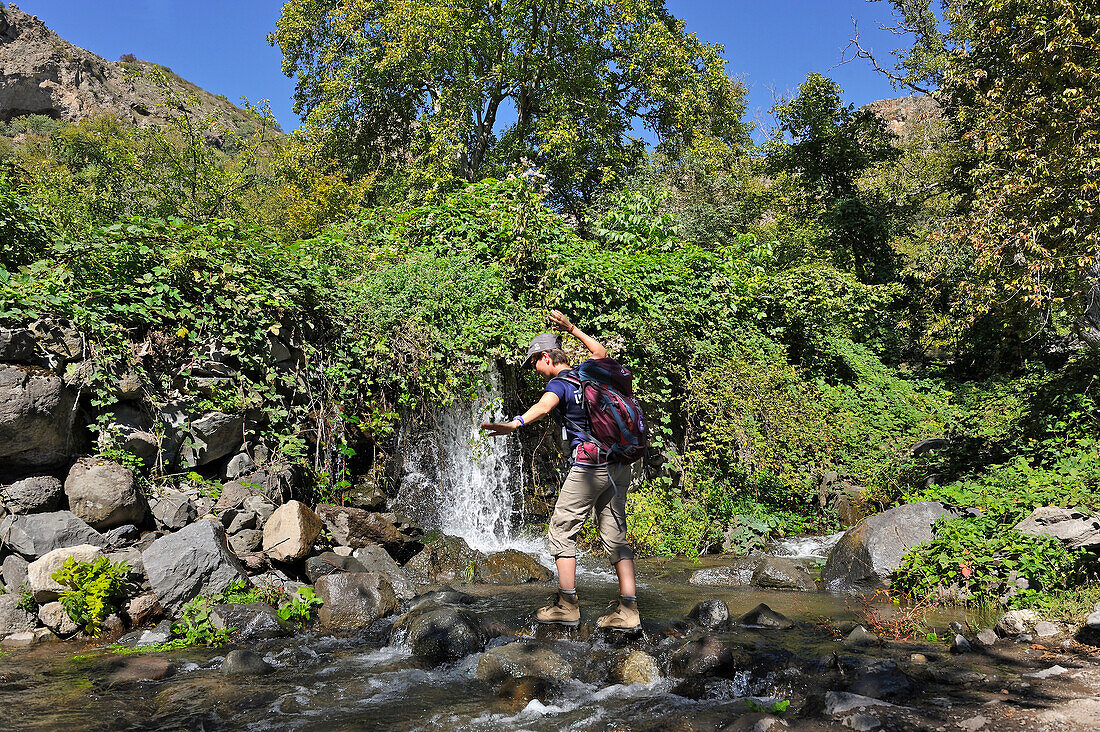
[2,554,1100,731]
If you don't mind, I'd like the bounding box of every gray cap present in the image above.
[523,333,562,366]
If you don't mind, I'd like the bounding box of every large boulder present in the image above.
[393,607,486,664]
[670,636,739,677]
[316,504,421,562]
[262,500,322,562]
[1014,507,1100,549]
[688,557,760,586]
[0,475,64,514]
[352,545,418,600]
[751,557,817,591]
[0,510,106,559]
[37,601,79,636]
[0,364,78,471]
[475,641,573,683]
[209,602,291,642]
[823,502,958,593]
[26,543,105,602]
[479,550,553,585]
[0,594,37,636]
[179,412,244,468]
[64,458,146,530]
[141,519,250,615]
[404,535,484,584]
[315,572,399,631]
[304,552,366,584]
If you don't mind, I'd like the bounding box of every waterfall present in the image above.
[392,371,525,552]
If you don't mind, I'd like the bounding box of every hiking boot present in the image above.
[535,589,580,627]
[597,597,641,632]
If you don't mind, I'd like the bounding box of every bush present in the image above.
[51,557,131,635]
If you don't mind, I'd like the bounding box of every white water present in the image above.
[393,372,526,552]
[767,532,844,559]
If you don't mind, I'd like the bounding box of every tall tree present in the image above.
[271,0,749,210]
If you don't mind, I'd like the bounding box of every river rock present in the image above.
[480,549,553,584]
[304,552,367,584]
[1,628,55,648]
[737,603,794,629]
[1034,620,1059,637]
[263,500,322,562]
[0,510,106,559]
[996,609,1040,636]
[3,554,28,591]
[751,557,817,591]
[229,529,263,554]
[976,628,998,647]
[37,601,78,635]
[179,411,244,468]
[844,625,879,648]
[222,649,273,676]
[395,607,486,664]
[687,599,729,628]
[104,524,140,546]
[141,519,250,615]
[822,502,958,593]
[1,475,63,514]
[403,534,483,584]
[343,484,387,512]
[0,594,37,636]
[315,572,399,630]
[825,691,895,716]
[475,640,573,683]
[849,659,914,702]
[494,676,560,710]
[64,458,146,530]
[27,543,105,601]
[352,545,418,600]
[615,650,660,684]
[151,491,195,531]
[126,593,163,627]
[0,364,78,470]
[950,634,971,653]
[670,635,737,677]
[107,656,173,684]
[210,602,291,641]
[1014,507,1100,549]
[315,504,420,562]
[688,557,759,586]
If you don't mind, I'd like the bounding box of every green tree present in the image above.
[768,73,900,284]
[270,0,749,211]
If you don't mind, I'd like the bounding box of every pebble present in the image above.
[910,653,929,665]
[975,629,997,647]
[950,634,971,654]
[1022,664,1068,680]
[958,714,988,731]
[1033,621,1059,637]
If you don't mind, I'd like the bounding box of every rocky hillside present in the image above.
[865,94,941,142]
[0,2,263,130]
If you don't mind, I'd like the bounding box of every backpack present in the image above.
[558,357,647,464]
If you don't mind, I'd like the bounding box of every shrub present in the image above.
[51,557,131,635]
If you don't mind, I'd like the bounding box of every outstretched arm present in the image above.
[481,391,560,437]
[549,309,607,359]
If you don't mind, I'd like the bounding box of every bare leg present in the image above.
[614,558,636,597]
[556,557,577,592]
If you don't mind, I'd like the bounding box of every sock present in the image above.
[560,588,577,598]
[619,595,637,608]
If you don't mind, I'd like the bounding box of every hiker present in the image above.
[480,310,645,631]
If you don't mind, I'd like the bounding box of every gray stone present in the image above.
[222,649,273,676]
[37,601,78,635]
[109,548,149,591]
[351,545,418,600]
[304,552,367,584]
[315,572,399,630]
[141,519,250,615]
[228,529,263,554]
[125,593,162,627]
[0,364,78,470]
[475,640,573,683]
[825,691,894,716]
[210,602,291,641]
[343,484,387,512]
[842,713,882,731]
[1022,664,1068,679]
[996,609,1039,636]
[178,412,244,468]
[27,543,105,601]
[393,607,485,664]
[227,510,256,534]
[403,535,483,584]
[751,557,817,591]
[263,500,322,562]
[670,635,737,677]
[1,628,55,648]
[225,452,256,480]
[316,504,420,562]
[1085,610,1100,629]
[950,633,971,653]
[0,475,63,513]
[104,524,140,546]
[0,594,37,636]
[213,480,251,512]
[151,491,195,531]
[823,502,959,593]
[687,599,730,628]
[0,510,105,559]
[64,458,146,530]
[844,625,879,648]
[976,628,998,647]
[737,603,794,629]
[688,557,759,586]
[1034,620,1059,637]
[108,656,173,683]
[116,619,173,647]
[242,495,276,526]
[1014,507,1100,549]
[958,715,988,732]
[3,554,28,591]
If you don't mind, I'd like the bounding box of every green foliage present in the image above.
[209,579,284,607]
[169,596,235,648]
[51,557,131,636]
[0,174,53,269]
[17,584,36,614]
[271,0,749,210]
[277,586,323,628]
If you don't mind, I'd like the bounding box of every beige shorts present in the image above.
[548,462,634,564]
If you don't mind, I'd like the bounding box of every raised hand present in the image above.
[548,309,574,333]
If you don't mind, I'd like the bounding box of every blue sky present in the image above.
[22,0,909,137]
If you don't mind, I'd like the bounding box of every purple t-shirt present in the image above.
[545,361,592,453]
